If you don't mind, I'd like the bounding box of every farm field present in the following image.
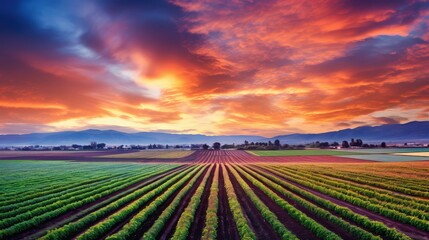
[393,152,429,157]
[99,150,195,159]
[344,148,429,154]
[340,154,429,162]
[249,149,365,156]
[0,151,428,240]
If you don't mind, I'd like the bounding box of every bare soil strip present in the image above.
[217,164,240,240]
[257,166,429,240]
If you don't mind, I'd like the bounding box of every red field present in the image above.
[0,150,428,240]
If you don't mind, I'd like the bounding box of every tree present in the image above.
[381,142,386,148]
[342,140,349,148]
[274,139,280,149]
[213,142,221,150]
[96,143,106,149]
[202,144,209,150]
[244,140,249,146]
[356,139,363,147]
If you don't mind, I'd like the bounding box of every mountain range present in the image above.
[0,121,428,146]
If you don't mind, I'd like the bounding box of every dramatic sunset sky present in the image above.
[1,0,428,136]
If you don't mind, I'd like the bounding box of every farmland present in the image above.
[0,151,428,240]
[249,149,363,156]
[99,150,195,159]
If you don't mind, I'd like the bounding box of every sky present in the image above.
[0,0,428,137]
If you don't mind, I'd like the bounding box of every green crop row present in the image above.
[313,170,429,198]
[323,171,429,192]
[0,170,159,219]
[0,167,177,239]
[292,168,429,211]
[40,165,186,240]
[298,169,429,204]
[0,168,162,230]
[222,164,256,240]
[104,165,206,240]
[0,172,125,209]
[170,164,214,240]
[231,164,338,240]
[272,167,429,220]
[0,163,139,202]
[259,166,412,240]
[269,167,429,231]
[201,164,220,240]
[242,165,381,240]
[74,165,200,240]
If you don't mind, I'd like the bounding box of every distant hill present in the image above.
[268,121,429,144]
[0,129,264,146]
[0,121,428,146]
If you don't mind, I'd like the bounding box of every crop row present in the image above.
[232,164,342,240]
[258,166,415,239]
[241,165,382,240]
[201,164,220,240]
[0,166,178,239]
[0,172,126,208]
[268,167,429,231]
[0,168,165,219]
[221,164,256,240]
[314,170,429,198]
[293,168,429,210]
[228,164,300,240]
[0,163,139,199]
[328,170,429,191]
[141,165,206,240]
[40,165,189,240]
[0,167,166,230]
[170,164,215,240]
[72,165,200,240]
[0,163,157,205]
[104,165,206,240]
[273,167,429,219]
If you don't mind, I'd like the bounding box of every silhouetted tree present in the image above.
[96,143,106,149]
[244,140,249,146]
[213,142,221,150]
[381,142,386,148]
[202,144,209,150]
[274,139,281,149]
[342,140,350,148]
